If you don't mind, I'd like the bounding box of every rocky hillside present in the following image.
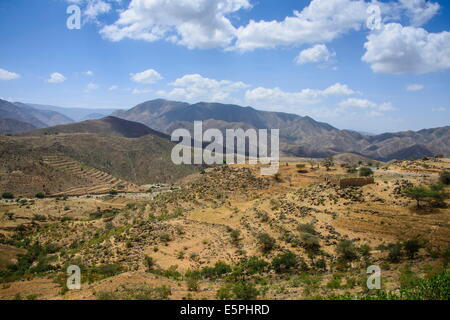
[0,132,198,196]
[113,99,450,161]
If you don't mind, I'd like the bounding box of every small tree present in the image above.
[403,186,430,208]
[387,242,403,263]
[439,171,450,185]
[271,251,299,273]
[35,192,46,199]
[1,192,14,199]
[336,240,359,262]
[403,239,424,260]
[323,157,334,171]
[257,232,276,254]
[359,167,374,177]
[403,186,446,208]
[144,256,155,271]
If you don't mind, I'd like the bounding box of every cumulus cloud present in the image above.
[109,85,119,91]
[398,0,440,27]
[244,83,356,109]
[0,68,20,80]
[295,44,335,65]
[363,23,450,74]
[406,84,424,91]
[83,70,94,76]
[158,74,250,103]
[234,0,368,51]
[131,69,163,84]
[84,0,112,21]
[47,72,67,83]
[100,0,251,49]
[338,98,394,111]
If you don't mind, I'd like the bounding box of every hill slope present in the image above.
[0,132,198,196]
[13,102,74,127]
[0,119,37,134]
[113,99,450,160]
[21,116,170,139]
[0,99,47,129]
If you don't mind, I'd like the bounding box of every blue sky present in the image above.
[0,0,449,133]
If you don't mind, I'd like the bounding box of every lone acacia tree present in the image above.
[403,186,446,208]
[323,157,334,171]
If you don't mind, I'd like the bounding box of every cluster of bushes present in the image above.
[0,242,58,283]
[379,239,426,263]
[97,285,172,300]
[323,270,449,300]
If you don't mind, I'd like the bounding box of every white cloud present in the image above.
[47,72,67,83]
[244,83,356,109]
[100,0,251,49]
[84,0,112,21]
[131,69,163,84]
[406,84,424,91]
[109,85,119,91]
[85,82,99,92]
[398,0,440,27]
[432,107,447,112]
[363,23,450,74]
[0,68,20,80]
[234,0,368,51]
[132,88,152,95]
[295,44,335,65]
[338,98,394,111]
[83,70,94,76]
[158,74,249,103]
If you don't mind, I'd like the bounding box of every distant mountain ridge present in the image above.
[21,116,170,139]
[28,103,119,122]
[0,99,75,133]
[113,99,450,161]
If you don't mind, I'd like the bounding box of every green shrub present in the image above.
[387,242,403,263]
[297,223,316,235]
[336,240,359,262]
[230,229,241,244]
[201,261,232,279]
[35,192,46,199]
[232,281,259,300]
[1,192,14,199]
[403,239,424,259]
[271,251,298,273]
[257,232,276,254]
[439,171,450,185]
[144,256,155,271]
[186,278,199,292]
[359,167,374,177]
[242,257,268,275]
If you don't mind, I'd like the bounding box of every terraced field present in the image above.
[42,155,142,196]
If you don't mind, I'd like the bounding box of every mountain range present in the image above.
[1,98,448,161]
[112,99,450,161]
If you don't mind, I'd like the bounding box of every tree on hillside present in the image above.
[440,171,450,185]
[403,186,446,208]
[403,239,425,260]
[359,167,374,177]
[323,157,334,171]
